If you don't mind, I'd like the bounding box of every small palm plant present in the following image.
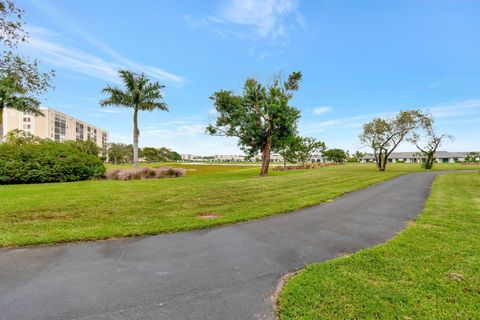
[101,70,168,169]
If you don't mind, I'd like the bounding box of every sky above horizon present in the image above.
[18,0,480,155]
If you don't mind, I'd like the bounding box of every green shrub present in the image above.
[0,142,105,184]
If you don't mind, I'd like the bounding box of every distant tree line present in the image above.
[107,143,181,164]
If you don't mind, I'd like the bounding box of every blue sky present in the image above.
[19,0,480,155]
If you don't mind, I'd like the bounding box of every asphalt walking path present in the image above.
[0,171,451,320]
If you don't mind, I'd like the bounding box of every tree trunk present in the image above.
[260,138,272,177]
[376,150,388,171]
[133,109,139,169]
[0,107,4,144]
[260,121,273,176]
[381,153,388,171]
[374,150,382,171]
[424,153,434,169]
[375,152,383,171]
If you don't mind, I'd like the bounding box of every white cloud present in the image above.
[97,109,125,114]
[312,106,333,115]
[428,99,480,118]
[21,26,185,85]
[219,0,301,38]
[25,36,121,83]
[426,80,444,88]
[185,0,304,44]
[303,99,480,135]
[23,0,186,85]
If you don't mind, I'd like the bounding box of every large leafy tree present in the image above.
[293,136,326,165]
[207,72,303,176]
[100,70,168,169]
[140,147,162,162]
[0,0,54,143]
[277,135,300,167]
[169,150,181,161]
[323,148,348,163]
[65,139,101,156]
[410,116,453,170]
[107,143,133,165]
[359,110,428,171]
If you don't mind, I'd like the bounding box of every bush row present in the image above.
[103,167,186,180]
[0,142,105,184]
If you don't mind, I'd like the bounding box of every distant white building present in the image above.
[213,154,246,162]
[181,154,194,161]
[269,153,284,162]
[310,153,324,162]
[360,151,478,164]
[181,154,207,161]
[210,153,325,163]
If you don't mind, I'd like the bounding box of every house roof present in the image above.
[360,151,477,160]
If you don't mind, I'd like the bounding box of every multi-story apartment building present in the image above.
[2,107,108,155]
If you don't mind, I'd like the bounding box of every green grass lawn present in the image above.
[278,172,480,319]
[1,163,478,247]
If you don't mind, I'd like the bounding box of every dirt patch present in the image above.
[271,271,298,319]
[336,252,352,258]
[447,272,466,282]
[9,214,73,223]
[196,213,223,219]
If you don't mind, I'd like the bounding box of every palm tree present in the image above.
[0,76,43,143]
[100,70,168,169]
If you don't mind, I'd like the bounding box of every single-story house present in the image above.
[360,151,478,164]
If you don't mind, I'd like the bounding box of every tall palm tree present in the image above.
[0,76,43,143]
[100,70,168,169]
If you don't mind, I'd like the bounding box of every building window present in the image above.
[86,126,92,140]
[23,117,31,122]
[54,114,66,142]
[76,122,84,141]
[101,132,108,157]
[23,124,31,130]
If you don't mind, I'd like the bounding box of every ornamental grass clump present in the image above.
[104,167,185,180]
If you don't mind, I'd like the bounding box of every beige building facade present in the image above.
[2,107,108,154]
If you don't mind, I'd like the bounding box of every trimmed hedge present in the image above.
[0,142,105,184]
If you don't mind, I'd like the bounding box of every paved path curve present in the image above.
[0,171,449,320]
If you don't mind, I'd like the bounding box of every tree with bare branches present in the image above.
[359,110,429,171]
[410,116,454,169]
